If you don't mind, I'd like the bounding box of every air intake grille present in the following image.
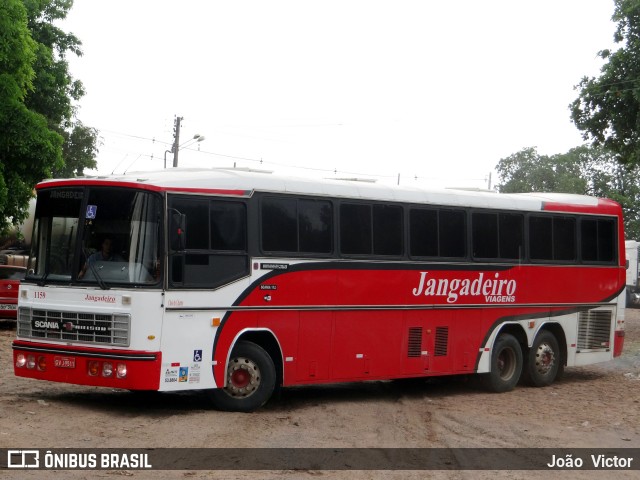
[577,310,612,351]
[407,327,422,357]
[435,327,449,356]
[17,308,130,346]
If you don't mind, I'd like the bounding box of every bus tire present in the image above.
[522,330,561,387]
[481,333,522,393]
[209,341,276,412]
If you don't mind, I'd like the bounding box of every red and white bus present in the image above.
[13,169,626,411]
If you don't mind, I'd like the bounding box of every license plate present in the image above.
[0,304,15,310]
[54,356,76,368]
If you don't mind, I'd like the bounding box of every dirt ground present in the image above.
[1,309,639,480]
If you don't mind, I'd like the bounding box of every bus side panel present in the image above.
[330,310,403,380]
[296,311,334,382]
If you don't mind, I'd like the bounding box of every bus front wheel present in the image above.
[209,341,276,412]
[481,333,523,393]
[522,330,562,387]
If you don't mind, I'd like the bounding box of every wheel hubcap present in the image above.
[225,356,261,398]
[534,342,555,375]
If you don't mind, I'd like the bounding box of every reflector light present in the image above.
[27,355,36,369]
[37,356,47,371]
[116,363,127,379]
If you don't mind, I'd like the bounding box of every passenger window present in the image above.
[373,205,403,256]
[340,204,371,255]
[581,218,615,263]
[530,215,576,262]
[410,208,466,258]
[169,196,248,289]
[262,197,333,254]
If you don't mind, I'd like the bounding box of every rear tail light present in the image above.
[26,355,36,369]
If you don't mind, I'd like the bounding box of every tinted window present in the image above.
[174,200,209,249]
[262,197,333,254]
[499,213,524,259]
[581,218,615,263]
[373,205,403,255]
[530,216,552,260]
[439,210,466,258]
[530,215,576,261]
[211,202,246,250]
[472,213,498,258]
[299,199,332,253]
[409,209,438,257]
[340,204,371,254]
[554,217,576,261]
[262,197,297,252]
[410,208,466,258]
[169,196,248,289]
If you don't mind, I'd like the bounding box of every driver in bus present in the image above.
[78,237,124,279]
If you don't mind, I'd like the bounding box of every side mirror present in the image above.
[170,212,186,251]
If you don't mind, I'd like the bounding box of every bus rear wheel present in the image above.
[522,330,561,387]
[209,341,276,412]
[481,333,523,393]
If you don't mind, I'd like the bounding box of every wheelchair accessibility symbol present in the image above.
[193,350,202,362]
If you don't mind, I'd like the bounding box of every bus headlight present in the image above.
[102,362,113,377]
[16,354,26,368]
[26,355,36,369]
[116,363,127,379]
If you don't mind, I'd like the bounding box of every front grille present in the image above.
[577,310,612,351]
[17,308,130,346]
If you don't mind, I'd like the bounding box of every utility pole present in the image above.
[172,116,183,168]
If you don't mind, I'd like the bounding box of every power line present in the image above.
[96,127,491,186]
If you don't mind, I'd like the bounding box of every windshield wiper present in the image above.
[83,248,110,290]
[36,272,49,287]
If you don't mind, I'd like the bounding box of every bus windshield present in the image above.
[27,187,162,287]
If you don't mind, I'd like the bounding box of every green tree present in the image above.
[0,0,63,234]
[23,0,98,176]
[495,147,587,194]
[495,146,640,239]
[570,0,640,165]
[56,121,98,177]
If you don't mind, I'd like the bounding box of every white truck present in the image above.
[626,239,640,307]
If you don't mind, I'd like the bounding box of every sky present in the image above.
[61,0,617,189]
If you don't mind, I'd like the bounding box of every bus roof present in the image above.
[38,167,621,215]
